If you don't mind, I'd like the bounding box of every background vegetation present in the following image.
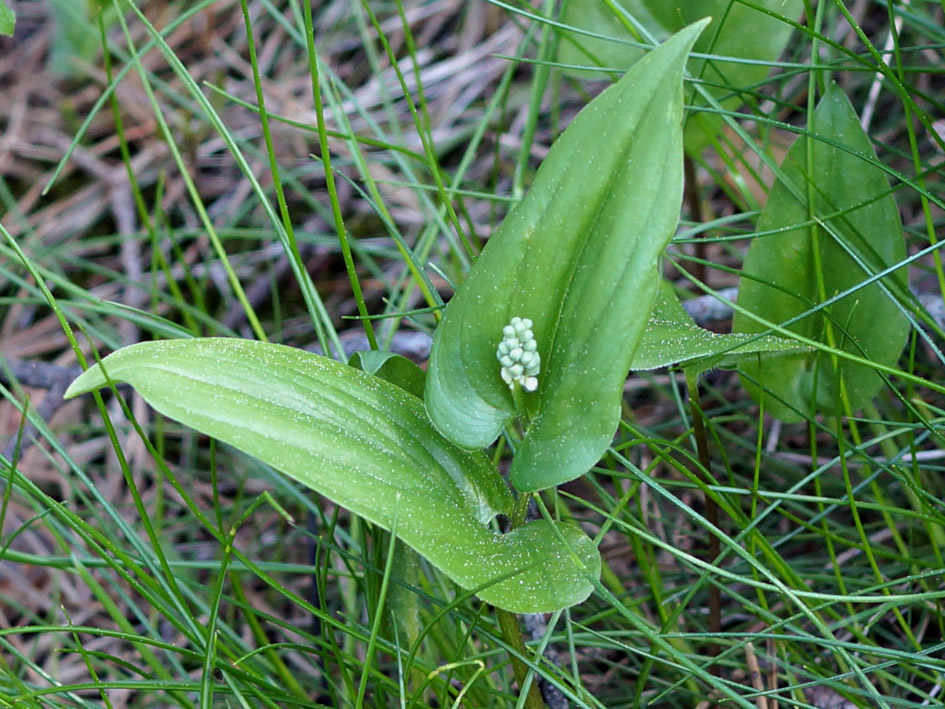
[1,1,944,707]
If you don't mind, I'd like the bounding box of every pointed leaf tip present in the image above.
[630,280,811,374]
[426,22,707,491]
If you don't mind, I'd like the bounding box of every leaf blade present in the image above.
[425,21,707,491]
[349,350,426,398]
[630,281,810,373]
[66,339,600,613]
[556,0,804,151]
[733,85,910,421]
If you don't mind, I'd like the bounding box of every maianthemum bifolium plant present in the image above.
[66,9,913,611]
[67,20,714,615]
[42,1,940,706]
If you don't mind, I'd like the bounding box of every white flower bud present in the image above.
[497,316,541,393]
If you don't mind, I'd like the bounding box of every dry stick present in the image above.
[744,641,769,709]
[0,358,85,462]
[686,371,721,671]
[766,636,779,709]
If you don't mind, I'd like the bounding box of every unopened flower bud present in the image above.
[497,317,541,393]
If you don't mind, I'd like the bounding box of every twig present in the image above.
[0,358,83,390]
[766,636,779,709]
[222,249,297,331]
[0,357,83,461]
[745,641,768,709]
[860,6,904,132]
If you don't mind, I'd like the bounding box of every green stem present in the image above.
[496,607,545,709]
[493,381,545,706]
[495,487,544,708]
[511,492,532,529]
[511,384,528,423]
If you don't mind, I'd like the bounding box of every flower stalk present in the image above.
[498,317,540,421]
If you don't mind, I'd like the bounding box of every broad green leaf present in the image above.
[425,22,707,492]
[349,350,426,398]
[557,0,803,152]
[348,345,428,636]
[0,0,14,36]
[65,339,600,613]
[630,281,809,373]
[733,85,910,422]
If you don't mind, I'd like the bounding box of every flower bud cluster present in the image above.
[497,317,540,392]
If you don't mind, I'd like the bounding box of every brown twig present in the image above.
[745,641,768,709]
[0,357,84,461]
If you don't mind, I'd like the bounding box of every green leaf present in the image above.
[65,339,600,613]
[425,21,707,492]
[349,350,426,398]
[732,85,910,422]
[0,0,14,36]
[631,281,809,373]
[556,0,803,152]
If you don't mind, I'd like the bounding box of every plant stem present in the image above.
[511,491,532,529]
[496,607,546,709]
[496,489,545,708]
[510,383,526,418]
